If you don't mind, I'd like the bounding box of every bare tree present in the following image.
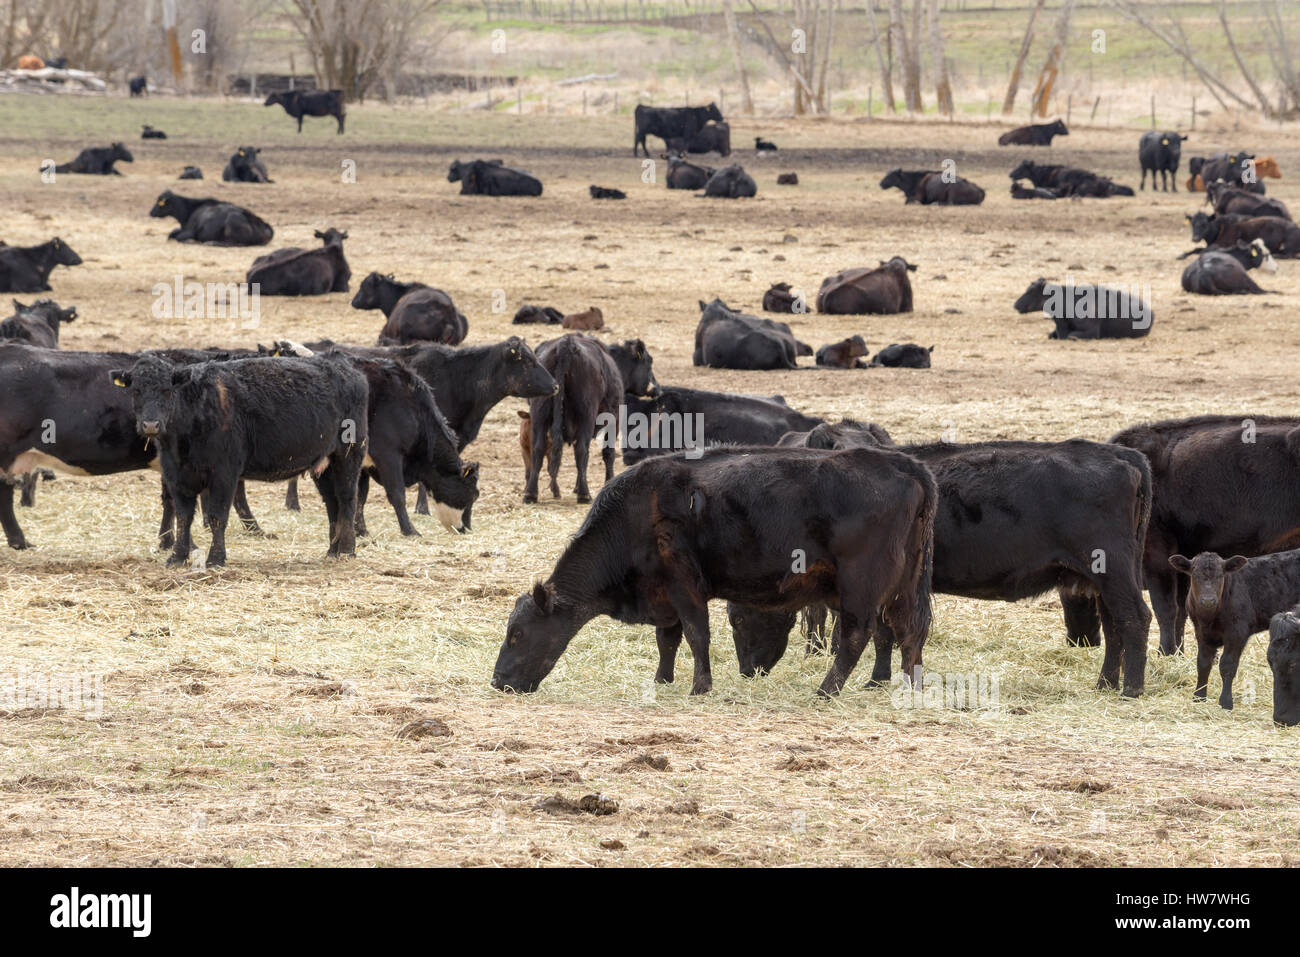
[864,0,895,112]
[926,0,952,116]
[744,0,835,114]
[1030,0,1074,117]
[721,0,753,115]
[889,0,921,112]
[1002,0,1045,115]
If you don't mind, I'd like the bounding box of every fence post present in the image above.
[1191,95,1196,130]
[1150,94,1156,129]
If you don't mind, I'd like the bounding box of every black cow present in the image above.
[350,271,467,345]
[150,190,273,246]
[492,445,937,697]
[1181,242,1275,295]
[694,298,809,370]
[776,172,798,185]
[1106,415,1300,655]
[1268,608,1300,725]
[815,336,868,369]
[128,76,147,97]
[179,166,203,180]
[264,89,345,133]
[620,386,823,466]
[603,338,658,398]
[1009,160,1134,197]
[1010,181,1061,200]
[1185,211,1300,258]
[0,239,82,293]
[702,164,756,198]
[52,143,133,175]
[666,121,731,156]
[1014,278,1153,339]
[222,146,272,183]
[141,125,167,140]
[589,185,626,200]
[513,303,563,325]
[664,154,715,190]
[523,334,622,504]
[755,137,778,151]
[1170,549,1300,709]
[1194,151,1260,193]
[762,282,803,313]
[0,298,76,347]
[880,168,985,205]
[45,57,67,69]
[998,119,1068,146]
[448,159,542,196]
[1207,181,1291,220]
[111,354,368,566]
[870,343,933,368]
[1139,131,1187,191]
[633,102,723,157]
[247,229,349,296]
[817,258,915,315]
[736,426,1154,697]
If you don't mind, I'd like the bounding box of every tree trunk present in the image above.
[890,0,920,112]
[1031,0,1075,117]
[720,0,753,114]
[1002,0,1045,115]
[927,0,952,115]
[865,0,896,112]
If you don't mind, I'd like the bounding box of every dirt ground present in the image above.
[1,96,1299,866]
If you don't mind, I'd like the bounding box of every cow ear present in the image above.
[698,300,707,312]
[170,367,192,387]
[313,230,324,239]
[110,370,130,388]
[1169,555,1192,574]
[461,461,479,480]
[532,581,555,614]
[1224,556,1249,573]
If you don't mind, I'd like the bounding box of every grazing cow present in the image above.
[524,334,622,504]
[733,427,1154,696]
[0,299,76,348]
[150,190,273,246]
[141,125,167,139]
[1014,278,1153,339]
[666,121,731,157]
[350,271,467,345]
[344,356,479,537]
[755,138,778,151]
[871,343,933,368]
[1268,608,1300,725]
[998,119,1069,146]
[1009,160,1134,197]
[52,143,133,175]
[179,165,203,180]
[1185,211,1300,258]
[128,76,147,96]
[777,172,798,185]
[664,154,715,190]
[633,102,723,157]
[880,168,985,205]
[512,303,563,325]
[1181,243,1275,295]
[246,229,349,296]
[447,159,542,196]
[1104,415,1300,655]
[492,445,937,697]
[264,89,345,133]
[1139,131,1187,191]
[815,336,868,369]
[17,55,44,70]
[222,146,272,183]
[589,185,626,200]
[562,306,603,331]
[762,282,803,313]
[702,164,756,198]
[1010,180,1061,200]
[0,239,82,293]
[694,298,809,370]
[1169,549,1300,709]
[620,386,822,466]
[110,354,368,566]
[816,258,915,315]
[1207,181,1291,220]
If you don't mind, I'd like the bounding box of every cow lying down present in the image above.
[1014,278,1152,339]
[1181,240,1276,295]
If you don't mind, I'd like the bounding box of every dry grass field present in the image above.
[1,95,1299,866]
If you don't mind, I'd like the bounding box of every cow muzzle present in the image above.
[140,421,161,438]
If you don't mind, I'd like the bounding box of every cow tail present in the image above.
[549,339,569,469]
[1128,448,1153,584]
[894,463,937,649]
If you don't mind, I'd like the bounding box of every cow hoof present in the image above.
[1121,685,1144,699]
[401,529,421,538]
[654,674,674,684]
[7,539,29,550]
[689,680,713,695]
[863,677,890,689]
[522,493,537,504]
[576,494,592,504]
[165,556,187,568]
[1095,675,1119,690]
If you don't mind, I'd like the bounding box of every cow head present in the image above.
[1168,552,1248,618]
[46,237,82,267]
[1188,211,1215,242]
[500,336,558,398]
[150,190,182,220]
[111,142,134,163]
[1009,159,1036,181]
[17,298,76,327]
[1050,119,1069,136]
[1255,156,1282,179]
[1268,609,1300,726]
[109,355,198,440]
[314,228,348,246]
[879,168,905,191]
[609,339,658,397]
[447,160,466,183]
[492,582,582,693]
[729,605,791,678]
[1247,239,1278,273]
[350,271,388,310]
[422,456,479,535]
[879,257,917,274]
[263,91,290,107]
[1014,278,1049,314]
[704,102,723,123]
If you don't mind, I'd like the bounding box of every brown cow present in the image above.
[562,306,603,330]
[16,55,44,70]
[816,258,916,315]
[815,336,869,369]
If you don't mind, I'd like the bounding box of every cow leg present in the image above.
[297,115,303,133]
[1194,639,1214,702]
[1140,169,1147,190]
[354,470,371,537]
[336,112,345,134]
[1218,643,1243,710]
[572,433,593,503]
[524,423,546,504]
[1097,576,1151,697]
[601,439,615,484]
[676,604,713,695]
[233,480,264,536]
[1170,170,1177,193]
[1061,591,1102,647]
[158,483,175,550]
[0,483,29,550]
[655,622,682,684]
[313,472,340,550]
[1147,568,1184,656]
[866,614,895,688]
[327,457,360,558]
[818,612,871,698]
[202,480,236,568]
[284,478,301,511]
[19,473,36,508]
[415,483,431,515]
[167,491,198,567]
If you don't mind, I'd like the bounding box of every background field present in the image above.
[1,94,1299,866]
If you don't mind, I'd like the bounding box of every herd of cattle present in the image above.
[4,100,1300,725]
